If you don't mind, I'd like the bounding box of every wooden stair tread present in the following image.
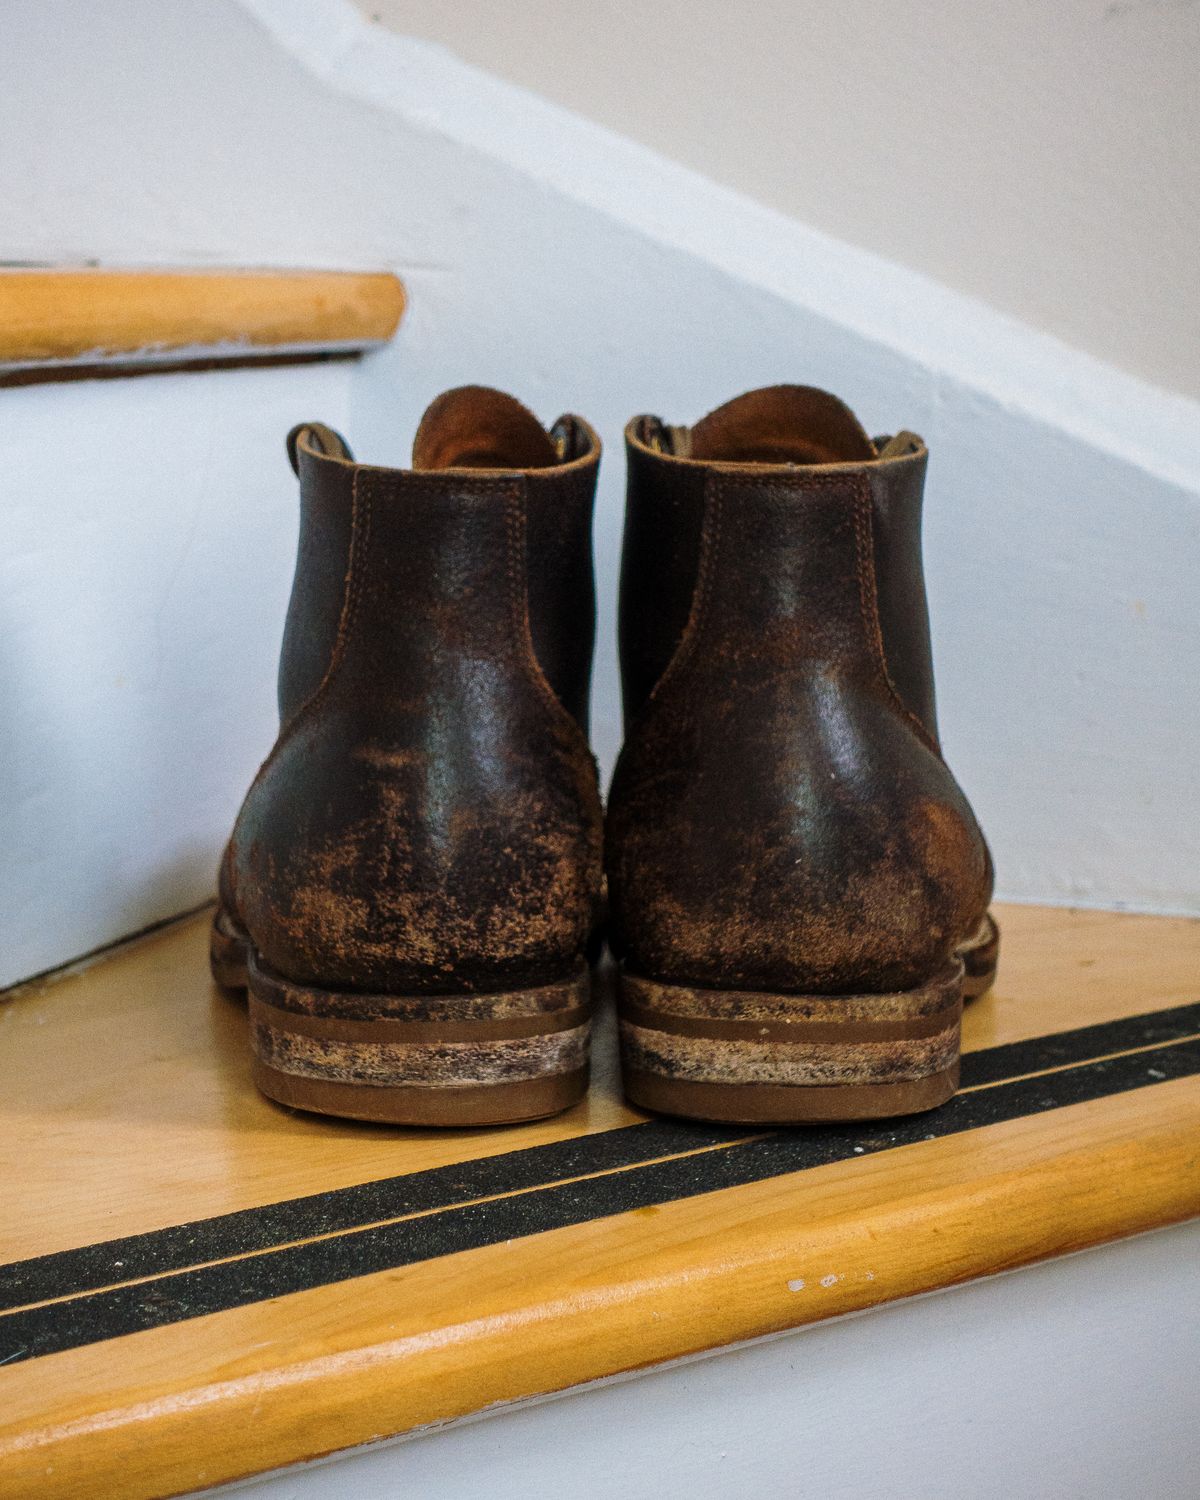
[0,903,1197,1498]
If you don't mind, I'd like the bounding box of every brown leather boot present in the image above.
[212,388,604,1126]
[607,385,998,1124]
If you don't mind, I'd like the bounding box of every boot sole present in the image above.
[210,909,591,1126]
[619,961,969,1125]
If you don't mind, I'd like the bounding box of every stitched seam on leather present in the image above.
[239,465,371,803]
[303,464,373,724]
[626,467,865,727]
[503,480,527,672]
[851,474,940,755]
[505,480,597,751]
[634,470,723,719]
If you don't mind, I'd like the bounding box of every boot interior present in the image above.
[412,385,589,470]
[636,384,922,465]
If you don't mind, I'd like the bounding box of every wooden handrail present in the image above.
[0,268,406,371]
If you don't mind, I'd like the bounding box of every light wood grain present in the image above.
[0,913,638,1264]
[0,268,405,367]
[0,904,1197,1499]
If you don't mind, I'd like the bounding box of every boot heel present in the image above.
[246,954,594,1128]
[209,908,593,1126]
[618,963,963,1124]
[245,953,592,1127]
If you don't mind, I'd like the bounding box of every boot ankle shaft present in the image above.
[619,439,938,741]
[230,435,604,994]
[279,439,599,733]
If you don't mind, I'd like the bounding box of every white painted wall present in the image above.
[1,0,1198,986]
[216,1220,1200,1499]
[360,0,1200,404]
[0,364,352,987]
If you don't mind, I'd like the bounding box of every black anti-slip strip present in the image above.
[958,1000,1200,1087]
[4,1000,1196,1316]
[2,1028,1197,1367]
[0,1119,743,1314]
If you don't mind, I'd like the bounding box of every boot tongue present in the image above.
[687,385,876,465]
[412,386,560,471]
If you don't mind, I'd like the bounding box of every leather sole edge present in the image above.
[621,1064,960,1124]
[617,962,964,1124]
[251,1058,590,1127]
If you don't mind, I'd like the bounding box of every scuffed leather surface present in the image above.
[608,456,992,996]
[225,429,603,995]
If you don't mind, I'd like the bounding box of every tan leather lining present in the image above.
[687,384,877,464]
[412,385,560,470]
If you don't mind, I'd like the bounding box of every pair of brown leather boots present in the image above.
[213,384,997,1129]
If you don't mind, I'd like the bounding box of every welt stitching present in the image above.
[850,476,940,754]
